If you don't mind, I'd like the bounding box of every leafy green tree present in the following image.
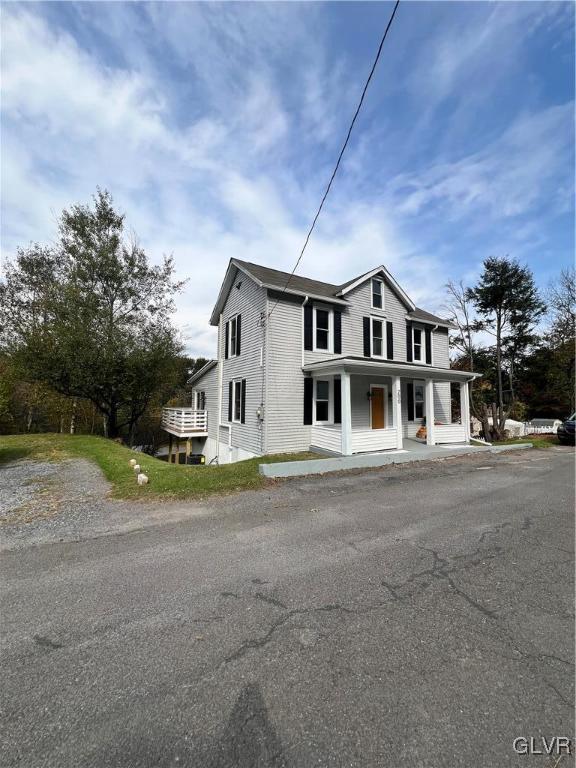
[468,256,545,439]
[0,190,185,439]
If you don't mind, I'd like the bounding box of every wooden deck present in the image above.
[161,408,208,438]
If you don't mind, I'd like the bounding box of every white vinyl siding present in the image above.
[432,328,450,368]
[221,271,266,455]
[265,292,311,453]
[339,279,406,362]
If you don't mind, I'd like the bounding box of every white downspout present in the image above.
[217,312,224,464]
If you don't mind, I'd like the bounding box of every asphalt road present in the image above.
[1,448,574,768]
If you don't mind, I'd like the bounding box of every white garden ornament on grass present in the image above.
[129,458,137,467]
[137,473,149,485]
[133,464,141,474]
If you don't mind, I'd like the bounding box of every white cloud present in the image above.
[386,103,573,221]
[1,3,572,360]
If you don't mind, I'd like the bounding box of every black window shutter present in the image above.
[363,317,371,357]
[236,315,242,357]
[386,321,394,360]
[407,382,415,421]
[406,322,413,362]
[228,381,233,421]
[240,379,246,423]
[224,322,229,359]
[303,377,313,425]
[334,311,342,354]
[425,328,432,364]
[304,304,313,351]
[334,377,341,424]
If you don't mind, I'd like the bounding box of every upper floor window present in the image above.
[371,279,384,310]
[371,317,385,358]
[194,390,206,410]
[313,306,332,352]
[413,327,423,362]
[228,315,240,357]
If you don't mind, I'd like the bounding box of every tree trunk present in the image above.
[480,402,491,443]
[491,401,503,441]
[107,402,119,439]
[69,397,77,435]
[496,312,504,432]
[26,405,34,433]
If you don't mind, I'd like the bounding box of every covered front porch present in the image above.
[303,358,479,457]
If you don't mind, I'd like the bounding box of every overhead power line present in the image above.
[268,0,401,318]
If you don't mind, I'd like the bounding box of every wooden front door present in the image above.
[371,387,386,429]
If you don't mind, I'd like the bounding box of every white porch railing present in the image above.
[434,424,466,444]
[161,408,208,437]
[351,429,397,453]
[311,425,399,454]
[310,425,342,453]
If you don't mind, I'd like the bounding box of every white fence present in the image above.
[524,420,562,434]
[161,408,208,437]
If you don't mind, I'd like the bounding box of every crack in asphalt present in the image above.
[221,521,574,712]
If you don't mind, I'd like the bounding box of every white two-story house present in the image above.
[161,259,478,464]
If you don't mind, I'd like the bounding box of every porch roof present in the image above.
[302,356,481,382]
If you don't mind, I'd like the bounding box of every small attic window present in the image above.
[371,278,384,309]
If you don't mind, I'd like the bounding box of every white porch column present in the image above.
[425,379,435,446]
[460,381,470,442]
[340,371,353,456]
[392,375,403,450]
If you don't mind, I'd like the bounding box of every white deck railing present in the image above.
[161,408,208,437]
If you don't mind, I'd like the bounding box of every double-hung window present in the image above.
[414,383,424,419]
[229,315,239,357]
[232,380,242,422]
[371,279,384,309]
[313,307,332,352]
[371,318,385,358]
[315,379,331,423]
[194,391,206,410]
[413,327,423,362]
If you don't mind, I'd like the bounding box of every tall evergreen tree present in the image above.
[468,256,545,438]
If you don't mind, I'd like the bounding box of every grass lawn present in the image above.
[0,433,322,500]
[493,434,559,450]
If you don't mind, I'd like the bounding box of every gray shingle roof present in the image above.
[187,360,217,385]
[234,259,454,327]
[408,307,455,327]
[233,259,342,299]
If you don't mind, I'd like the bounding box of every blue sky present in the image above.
[1,1,574,356]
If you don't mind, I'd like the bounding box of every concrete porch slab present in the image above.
[259,442,533,478]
